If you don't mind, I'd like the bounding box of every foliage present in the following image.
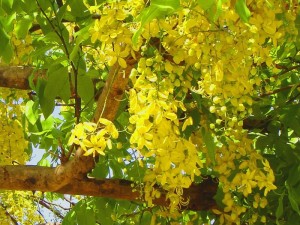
[0,0,300,224]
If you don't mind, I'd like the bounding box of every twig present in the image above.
[267,64,300,81]
[40,198,71,211]
[260,83,300,97]
[65,143,76,161]
[63,195,76,206]
[38,199,65,219]
[0,202,18,225]
[36,0,81,123]
[287,92,300,103]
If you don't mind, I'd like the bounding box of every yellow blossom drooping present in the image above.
[68,118,119,157]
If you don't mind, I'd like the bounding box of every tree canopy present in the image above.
[0,0,300,224]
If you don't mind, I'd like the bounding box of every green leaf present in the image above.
[201,127,216,165]
[213,0,223,21]
[37,153,50,167]
[182,109,200,138]
[76,205,96,225]
[90,160,109,179]
[78,75,94,105]
[41,115,55,130]
[110,160,124,179]
[25,100,39,125]
[1,0,13,12]
[197,0,214,11]
[69,0,88,17]
[70,44,80,62]
[0,25,10,52]
[15,15,33,39]
[94,198,114,225]
[44,63,70,103]
[276,192,284,221]
[62,204,78,225]
[40,63,70,118]
[38,78,55,119]
[56,1,70,22]
[235,0,251,23]
[0,40,13,63]
[45,193,64,201]
[19,0,36,13]
[74,25,90,44]
[0,12,15,29]
[132,0,180,46]
[140,211,152,224]
[286,183,300,216]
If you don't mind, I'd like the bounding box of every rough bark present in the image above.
[0,165,217,211]
[93,57,135,122]
[0,66,45,89]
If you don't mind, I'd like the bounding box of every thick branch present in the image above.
[0,58,136,191]
[0,60,219,211]
[0,165,217,211]
[0,66,45,90]
[93,57,136,122]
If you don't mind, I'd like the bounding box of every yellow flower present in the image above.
[99,118,119,139]
[82,134,107,157]
[182,117,193,131]
[255,171,277,196]
[241,170,257,196]
[107,44,129,68]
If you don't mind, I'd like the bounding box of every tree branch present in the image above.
[0,66,45,90]
[0,57,219,211]
[260,82,300,97]
[38,199,65,219]
[0,165,217,211]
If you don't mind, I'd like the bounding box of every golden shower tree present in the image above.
[0,0,300,224]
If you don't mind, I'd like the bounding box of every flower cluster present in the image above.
[83,0,297,223]
[68,118,119,157]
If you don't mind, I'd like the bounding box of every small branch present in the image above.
[119,207,152,218]
[287,92,300,103]
[40,198,70,211]
[266,64,300,82]
[36,0,81,123]
[63,195,76,206]
[260,83,300,97]
[38,199,65,219]
[0,202,18,225]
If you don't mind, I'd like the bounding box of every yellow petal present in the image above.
[107,139,112,149]
[99,118,111,125]
[182,117,193,131]
[83,148,95,156]
[118,57,127,68]
[91,32,98,43]
[108,56,117,66]
[215,60,224,82]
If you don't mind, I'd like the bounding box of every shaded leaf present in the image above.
[235,0,251,23]
[25,100,39,125]
[132,0,180,46]
[78,75,94,106]
[15,15,33,39]
[201,127,216,165]
[197,0,214,11]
